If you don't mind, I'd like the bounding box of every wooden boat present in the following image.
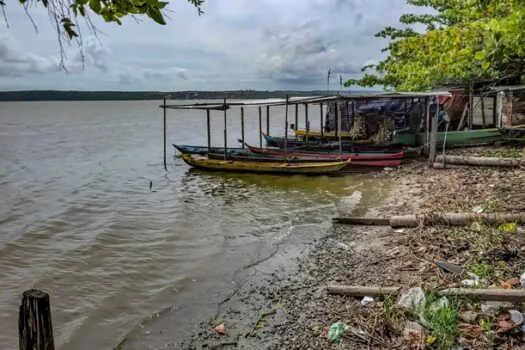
[293,128,352,139]
[245,144,405,160]
[181,154,349,174]
[207,152,401,168]
[173,144,249,155]
[261,133,403,153]
[392,128,503,147]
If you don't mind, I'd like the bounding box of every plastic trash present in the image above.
[481,301,509,317]
[509,310,524,326]
[472,205,484,213]
[520,272,525,288]
[397,287,426,312]
[214,323,226,335]
[361,296,374,306]
[327,322,346,343]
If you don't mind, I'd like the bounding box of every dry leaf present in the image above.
[214,323,226,335]
[457,323,483,340]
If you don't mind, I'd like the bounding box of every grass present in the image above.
[421,293,462,350]
[468,262,496,280]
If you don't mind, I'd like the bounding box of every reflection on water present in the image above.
[0,100,390,350]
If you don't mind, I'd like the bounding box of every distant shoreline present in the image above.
[0,90,379,102]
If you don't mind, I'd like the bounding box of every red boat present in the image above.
[245,144,405,161]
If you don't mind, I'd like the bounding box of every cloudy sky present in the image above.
[0,0,421,91]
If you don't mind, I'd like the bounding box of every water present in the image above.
[0,100,389,349]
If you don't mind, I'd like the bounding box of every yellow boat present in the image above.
[293,128,352,138]
[182,154,349,175]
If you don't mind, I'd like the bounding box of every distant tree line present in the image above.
[0,90,335,101]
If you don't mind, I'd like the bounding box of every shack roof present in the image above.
[160,91,452,110]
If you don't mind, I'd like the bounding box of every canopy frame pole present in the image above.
[259,106,263,148]
[266,105,270,135]
[320,102,324,138]
[241,107,245,148]
[223,97,227,160]
[294,104,299,131]
[305,103,309,149]
[284,95,289,163]
[163,97,167,171]
[206,109,211,153]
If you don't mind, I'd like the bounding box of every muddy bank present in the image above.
[157,171,422,350]
[138,145,525,350]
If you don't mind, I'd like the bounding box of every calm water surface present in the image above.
[0,100,389,349]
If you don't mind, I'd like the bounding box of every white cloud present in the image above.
[0,0,425,90]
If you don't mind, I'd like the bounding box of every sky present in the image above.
[0,0,422,91]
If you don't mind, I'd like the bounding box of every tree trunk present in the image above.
[19,289,55,350]
[391,212,525,228]
[436,155,524,167]
[332,217,390,225]
[327,285,401,297]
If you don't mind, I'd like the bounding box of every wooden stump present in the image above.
[19,289,55,350]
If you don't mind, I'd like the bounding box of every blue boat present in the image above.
[173,144,249,156]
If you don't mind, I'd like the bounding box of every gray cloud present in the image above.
[0,34,57,77]
[0,0,425,90]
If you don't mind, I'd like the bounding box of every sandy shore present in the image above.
[148,145,525,349]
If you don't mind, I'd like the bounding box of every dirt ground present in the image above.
[175,145,525,350]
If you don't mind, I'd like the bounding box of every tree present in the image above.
[1,0,204,68]
[345,0,525,91]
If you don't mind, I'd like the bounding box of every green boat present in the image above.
[393,128,503,147]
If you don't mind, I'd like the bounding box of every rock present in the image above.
[481,301,513,317]
[459,310,478,323]
[520,272,525,287]
[397,287,426,312]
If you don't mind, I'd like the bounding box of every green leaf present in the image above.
[482,61,490,70]
[89,0,102,14]
[474,51,486,60]
[147,6,166,25]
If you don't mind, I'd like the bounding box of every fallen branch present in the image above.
[436,155,525,167]
[327,285,402,297]
[333,212,525,228]
[327,285,525,302]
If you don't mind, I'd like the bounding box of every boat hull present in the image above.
[245,144,404,160]
[207,153,400,168]
[182,154,349,174]
[393,129,503,147]
[261,134,402,152]
[173,144,249,155]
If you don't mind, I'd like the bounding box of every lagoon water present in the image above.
[0,100,388,349]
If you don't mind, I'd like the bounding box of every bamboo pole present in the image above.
[284,95,289,163]
[259,106,262,148]
[327,285,525,302]
[320,102,324,137]
[163,97,167,171]
[240,107,245,148]
[468,82,474,129]
[223,97,227,160]
[436,155,525,167]
[19,289,55,350]
[428,97,439,165]
[206,109,211,153]
[266,105,270,135]
[336,101,342,158]
[295,104,299,132]
[305,103,309,149]
[334,101,339,138]
[333,212,525,228]
[481,95,486,127]
[424,97,430,155]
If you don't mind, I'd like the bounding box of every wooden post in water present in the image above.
[336,100,342,158]
[284,95,289,163]
[305,103,309,149]
[240,107,245,148]
[294,104,299,132]
[19,289,55,350]
[163,97,167,171]
[206,109,211,153]
[334,101,339,138]
[258,106,263,148]
[223,98,228,160]
[320,102,324,137]
[266,105,270,135]
[428,96,439,165]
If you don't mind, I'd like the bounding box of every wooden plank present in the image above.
[457,103,468,131]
